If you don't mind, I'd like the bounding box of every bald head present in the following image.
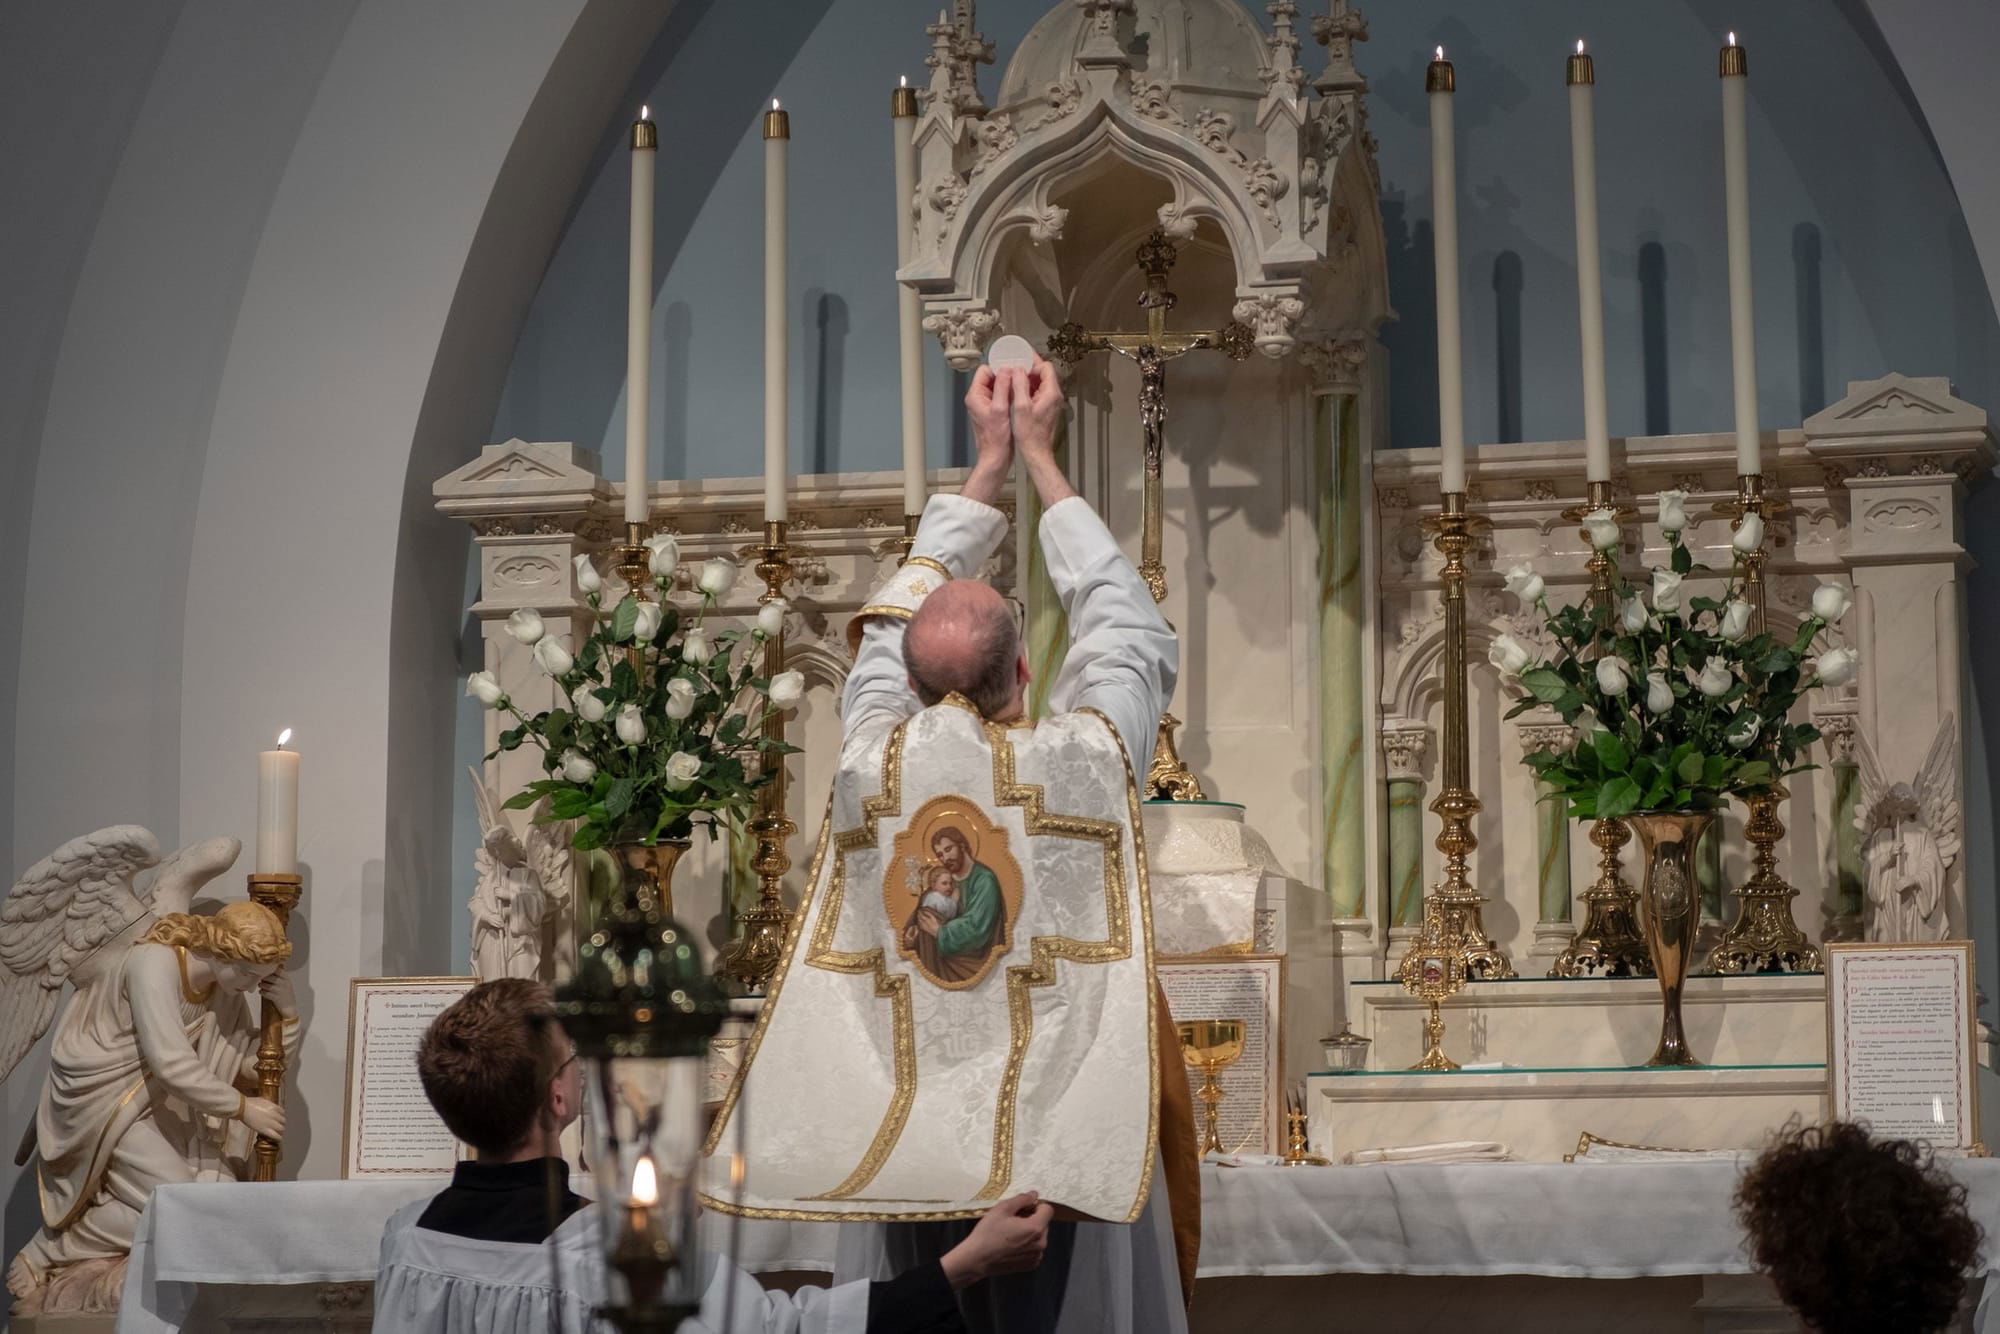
[904,581,1024,720]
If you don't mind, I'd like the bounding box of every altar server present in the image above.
[376,978,1049,1334]
[705,359,1197,1333]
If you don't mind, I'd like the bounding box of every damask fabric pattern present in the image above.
[703,702,1159,1223]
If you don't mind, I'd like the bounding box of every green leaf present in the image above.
[1594,729,1630,775]
[1521,667,1569,704]
[1758,649,1796,675]
[1671,544,1693,575]
[501,788,540,811]
[548,787,592,820]
[1596,776,1643,819]
[611,597,641,642]
[605,776,635,821]
[1733,760,1773,789]
[1677,751,1705,784]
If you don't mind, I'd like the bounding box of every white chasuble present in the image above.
[703,697,1159,1223]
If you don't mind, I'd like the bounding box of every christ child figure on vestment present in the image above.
[916,863,961,924]
[904,827,1006,984]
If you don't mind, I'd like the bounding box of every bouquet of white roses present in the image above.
[1491,491,1856,821]
[465,535,801,851]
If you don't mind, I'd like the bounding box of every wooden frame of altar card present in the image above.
[1825,941,1983,1152]
[341,976,476,1178]
[1159,955,1285,1155]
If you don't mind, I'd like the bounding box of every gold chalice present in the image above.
[1177,1018,1246,1156]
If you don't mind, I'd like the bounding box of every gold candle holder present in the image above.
[614,520,653,600]
[1406,490,1512,979]
[897,512,918,565]
[1550,479,1652,979]
[1280,1087,1331,1167]
[719,520,797,991]
[246,871,302,1181]
[1706,473,1822,975]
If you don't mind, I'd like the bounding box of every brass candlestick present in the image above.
[1706,474,1821,974]
[247,871,302,1181]
[1280,1086,1331,1166]
[720,520,797,991]
[1406,490,1512,978]
[1550,480,1652,979]
[613,520,652,600]
[1177,1018,1246,1156]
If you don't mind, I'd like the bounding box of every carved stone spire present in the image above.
[1312,0,1369,96]
[1264,2,1305,96]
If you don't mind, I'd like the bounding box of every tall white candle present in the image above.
[1720,33,1760,476]
[1428,49,1466,494]
[256,730,300,876]
[892,79,925,519]
[764,100,790,522]
[625,109,657,527]
[1568,41,1611,483]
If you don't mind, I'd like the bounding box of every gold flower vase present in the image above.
[1626,811,1716,1068]
[610,840,691,921]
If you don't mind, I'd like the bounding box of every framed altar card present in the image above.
[1158,956,1283,1155]
[1826,942,1980,1150]
[342,976,476,1178]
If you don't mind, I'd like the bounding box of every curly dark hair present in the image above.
[1736,1121,1982,1333]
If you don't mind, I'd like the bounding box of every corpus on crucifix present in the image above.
[1045,227,1254,799]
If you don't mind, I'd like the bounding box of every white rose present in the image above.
[644,534,680,579]
[697,557,736,597]
[1724,711,1761,749]
[1814,646,1859,687]
[1618,595,1649,633]
[1582,508,1622,551]
[1732,512,1764,554]
[1594,655,1632,697]
[1645,671,1674,714]
[769,670,805,709]
[664,750,702,791]
[534,637,574,676]
[572,688,608,723]
[664,676,696,721]
[1811,583,1851,623]
[466,671,505,708]
[573,554,603,595]
[1652,569,1684,614]
[1718,599,1754,643]
[506,608,546,645]
[560,750,597,784]
[1656,489,1689,533]
[615,704,647,745]
[1487,634,1532,676]
[632,601,663,644]
[1696,656,1734,698]
[756,599,788,637]
[682,626,714,666]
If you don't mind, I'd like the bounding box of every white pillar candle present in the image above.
[1568,41,1611,483]
[892,79,926,519]
[256,730,299,876]
[1428,49,1466,495]
[1720,33,1760,476]
[625,109,657,527]
[764,100,790,522]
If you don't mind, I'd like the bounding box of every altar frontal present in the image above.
[703,698,1159,1223]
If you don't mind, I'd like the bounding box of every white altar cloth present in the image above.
[115,1160,2000,1331]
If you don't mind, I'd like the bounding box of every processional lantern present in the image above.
[554,876,731,1331]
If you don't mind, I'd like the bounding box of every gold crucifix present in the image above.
[1046,229,1253,799]
[1046,229,1254,604]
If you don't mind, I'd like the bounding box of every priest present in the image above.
[704,356,1196,1333]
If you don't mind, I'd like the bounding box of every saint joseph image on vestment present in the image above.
[888,801,1022,989]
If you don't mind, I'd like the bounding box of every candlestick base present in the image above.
[1706,784,1822,976]
[246,872,303,1182]
[614,520,653,602]
[1550,818,1652,979]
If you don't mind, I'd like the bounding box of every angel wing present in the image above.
[468,765,525,868]
[141,835,243,918]
[522,801,573,906]
[0,826,161,1086]
[1914,713,1961,867]
[1852,726,1892,835]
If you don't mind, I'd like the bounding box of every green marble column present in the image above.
[1382,730,1430,929]
[1023,417,1072,720]
[1535,780,1573,924]
[1832,759,1864,919]
[1318,391,1366,917]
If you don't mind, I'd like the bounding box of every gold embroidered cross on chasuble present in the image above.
[701,695,1161,1223]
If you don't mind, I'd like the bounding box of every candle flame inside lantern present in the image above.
[631,1155,659,1206]
[276,728,292,749]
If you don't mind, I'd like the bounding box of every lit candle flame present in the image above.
[1576,38,1585,55]
[1728,30,1737,46]
[1434,45,1444,61]
[276,728,293,749]
[899,74,908,88]
[640,104,650,121]
[771,97,781,111]
[631,1155,659,1206]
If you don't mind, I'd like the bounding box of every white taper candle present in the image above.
[256,730,299,876]
[625,110,657,526]
[764,100,790,522]
[1429,48,1466,494]
[1568,42,1611,483]
[892,79,925,518]
[1720,34,1760,475]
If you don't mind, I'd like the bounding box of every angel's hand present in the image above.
[259,969,298,1019]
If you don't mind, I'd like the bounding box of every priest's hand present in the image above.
[1016,356,1076,507]
[940,1191,1054,1289]
[241,1096,286,1141]
[962,366,1018,507]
